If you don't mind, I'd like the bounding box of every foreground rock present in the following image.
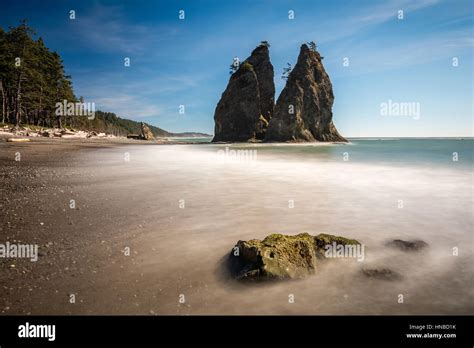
[212,43,275,142]
[387,239,428,251]
[265,44,346,142]
[229,233,360,279]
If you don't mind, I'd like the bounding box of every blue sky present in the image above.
[1,0,472,136]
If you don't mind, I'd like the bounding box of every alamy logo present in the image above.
[55,99,95,120]
[18,322,56,341]
[216,146,258,163]
[380,99,420,120]
[0,242,38,262]
[324,242,365,262]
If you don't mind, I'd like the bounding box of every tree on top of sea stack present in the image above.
[281,63,292,80]
[264,43,347,142]
[307,41,317,51]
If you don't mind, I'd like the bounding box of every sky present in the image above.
[1,0,473,136]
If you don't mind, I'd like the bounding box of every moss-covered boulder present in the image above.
[229,233,360,280]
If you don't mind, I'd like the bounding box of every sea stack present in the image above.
[141,122,155,140]
[265,44,346,142]
[212,43,275,142]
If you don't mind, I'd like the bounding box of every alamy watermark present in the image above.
[18,322,55,341]
[216,146,258,163]
[324,242,365,262]
[380,99,420,120]
[0,242,38,262]
[55,99,95,120]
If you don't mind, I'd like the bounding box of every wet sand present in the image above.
[0,138,472,315]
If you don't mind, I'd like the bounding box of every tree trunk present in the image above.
[0,80,5,124]
[38,86,43,126]
[55,86,61,129]
[15,72,22,127]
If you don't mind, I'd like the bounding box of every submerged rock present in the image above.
[229,233,360,279]
[265,44,346,142]
[362,268,402,281]
[212,43,275,142]
[387,239,428,251]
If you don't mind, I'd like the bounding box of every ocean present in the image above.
[41,138,473,314]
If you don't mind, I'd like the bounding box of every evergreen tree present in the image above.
[0,21,169,138]
[0,20,75,127]
[282,63,292,80]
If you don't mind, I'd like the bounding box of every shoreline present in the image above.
[2,131,471,148]
[0,141,471,315]
[0,133,212,146]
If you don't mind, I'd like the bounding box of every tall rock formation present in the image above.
[212,44,275,142]
[141,122,155,140]
[265,44,346,142]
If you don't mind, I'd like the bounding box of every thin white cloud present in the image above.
[283,0,443,46]
[71,3,177,54]
[72,68,207,120]
[326,28,473,78]
[93,94,162,119]
[356,0,441,25]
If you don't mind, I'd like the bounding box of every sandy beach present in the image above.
[0,137,472,315]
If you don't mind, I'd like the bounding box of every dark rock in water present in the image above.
[127,134,141,139]
[229,233,360,280]
[265,44,346,142]
[362,268,402,281]
[141,122,155,140]
[212,44,275,142]
[387,239,428,251]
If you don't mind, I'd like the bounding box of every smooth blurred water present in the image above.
[77,138,473,314]
[202,138,473,169]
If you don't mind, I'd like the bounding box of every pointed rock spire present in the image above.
[265,44,346,142]
[212,43,275,142]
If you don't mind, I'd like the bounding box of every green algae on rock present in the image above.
[229,233,361,280]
